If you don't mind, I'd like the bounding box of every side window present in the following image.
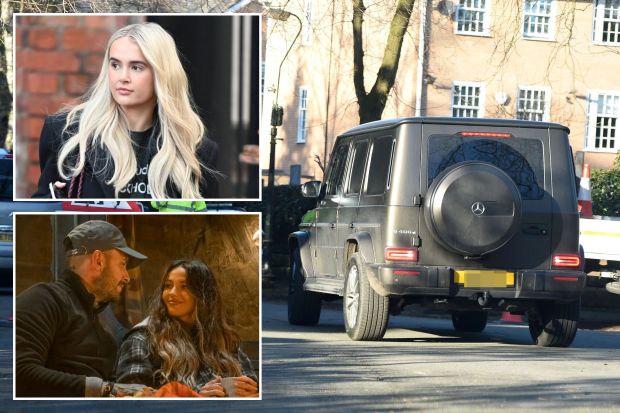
[346,141,369,195]
[366,136,395,196]
[326,143,350,196]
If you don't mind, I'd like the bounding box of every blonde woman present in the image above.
[115,260,258,397]
[33,23,219,199]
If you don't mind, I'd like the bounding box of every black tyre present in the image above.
[451,310,488,332]
[528,300,580,347]
[343,252,389,341]
[424,162,522,256]
[287,246,321,326]
[606,281,620,295]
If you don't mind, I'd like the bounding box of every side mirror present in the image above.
[301,180,322,198]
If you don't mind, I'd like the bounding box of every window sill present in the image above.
[592,41,620,47]
[454,31,492,38]
[583,147,619,154]
[522,35,556,43]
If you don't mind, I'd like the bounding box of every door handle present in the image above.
[330,223,336,229]
[349,223,355,229]
[522,225,548,236]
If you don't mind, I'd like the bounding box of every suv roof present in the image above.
[340,117,570,137]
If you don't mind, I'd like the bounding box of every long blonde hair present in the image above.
[148,260,243,388]
[57,23,208,198]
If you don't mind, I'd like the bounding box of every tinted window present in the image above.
[366,136,395,195]
[428,135,544,200]
[326,143,349,195]
[346,141,368,194]
[0,156,12,200]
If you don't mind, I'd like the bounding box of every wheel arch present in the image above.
[289,231,314,279]
[344,231,376,272]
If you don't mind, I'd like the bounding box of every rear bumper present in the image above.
[366,263,586,301]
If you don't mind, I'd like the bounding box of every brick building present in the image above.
[14,14,143,197]
[261,0,620,185]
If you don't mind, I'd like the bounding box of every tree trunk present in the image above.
[0,2,12,149]
[353,0,415,124]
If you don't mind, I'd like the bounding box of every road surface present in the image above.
[2,295,619,412]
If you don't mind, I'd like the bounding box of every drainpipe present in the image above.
[415,0,429,117]
[323,0,335,174]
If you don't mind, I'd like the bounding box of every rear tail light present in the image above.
[552,254,581,269]
[385,247,418,262]
[458,132,512,138]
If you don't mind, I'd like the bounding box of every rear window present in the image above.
[428,135,544,200]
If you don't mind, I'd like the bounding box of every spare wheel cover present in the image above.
[424,161,523,256]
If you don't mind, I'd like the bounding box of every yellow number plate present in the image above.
[454,270,514,288]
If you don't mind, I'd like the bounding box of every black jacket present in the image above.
[15,270,118,397]
[32,112,220,199]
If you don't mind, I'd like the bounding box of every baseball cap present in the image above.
[64,220,147,269]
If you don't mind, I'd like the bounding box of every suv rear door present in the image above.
[419,123,552,269]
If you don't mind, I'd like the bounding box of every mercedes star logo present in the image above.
[471,201,486,216]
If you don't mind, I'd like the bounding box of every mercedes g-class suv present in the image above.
[288,117,585,347]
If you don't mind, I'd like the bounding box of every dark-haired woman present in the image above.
[115,260,258,397]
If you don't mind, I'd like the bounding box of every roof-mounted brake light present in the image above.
[459,132,512,138]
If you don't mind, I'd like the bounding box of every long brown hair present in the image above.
[147,259,241,387]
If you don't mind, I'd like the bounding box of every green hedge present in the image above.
[591,153,620,217]
[235,185,316,251]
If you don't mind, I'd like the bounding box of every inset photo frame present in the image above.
[13,14,261,201]
[14,212,261,399]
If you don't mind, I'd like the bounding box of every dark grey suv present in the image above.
[289,117,585,347]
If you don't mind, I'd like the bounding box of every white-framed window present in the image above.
[593,0,620,45]
[585,91,619,152]
[516,86,550,121]
[523,0,556,39]
[455,0,491,35]
[302,0,313,45]
[452,82,485,118]
[297,86,309,143]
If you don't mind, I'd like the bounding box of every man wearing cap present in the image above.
[16,220,149,397]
